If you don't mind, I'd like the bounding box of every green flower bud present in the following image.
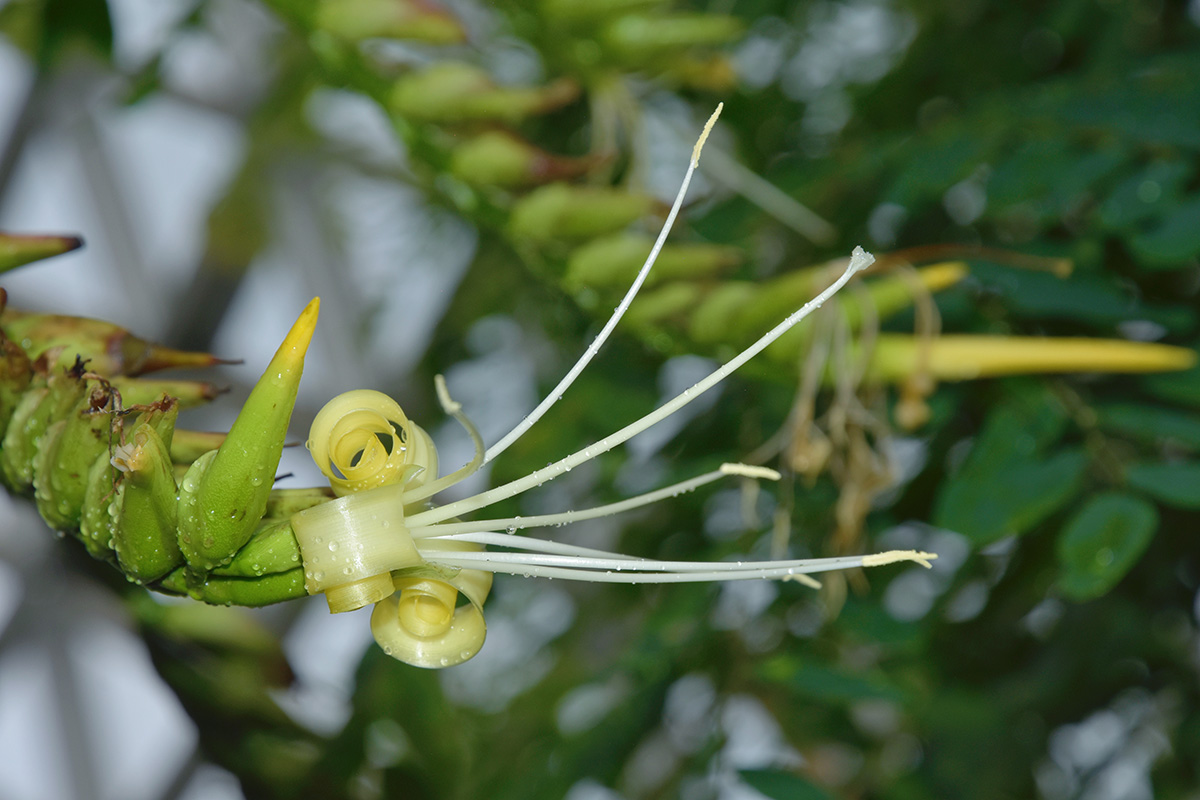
[315,0,465,44]
[602,13,743,64]
[0,232,82,275]
[390,62,579,124]
[112,422,184,583]
[177,299,319,572]
[509,183,655,242]
[450,131,599,189]
[0,309,232,376]
[566,233,742,290]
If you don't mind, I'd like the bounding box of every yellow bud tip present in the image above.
[691,102,723,165]
[861,550,938,569]
[273,298,321,367]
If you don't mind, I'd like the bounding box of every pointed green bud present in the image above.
[601,13,743,64]
[111,377,223,410]
[177,299,319,572]
[169,429,227,465]
[566,233,742,290]
[0,309,234,376]
[626,283,705,331]
[541,0,666,25]
[111,422,184,583]
[0,232,83,274]
[390,63,579,124]
[662,53,738,91]
[315,0,465,44]
[450,131,600,189]
[509,183,655,242]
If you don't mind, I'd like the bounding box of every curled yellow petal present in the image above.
[307,389,438,495]
[371,538,493,668]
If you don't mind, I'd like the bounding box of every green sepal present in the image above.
[158,566,308,608]
[1,369,86,492]
[112,423,184,583]
[176,300,318,573]
[0,329,33,439]
[79,449,120,559]
[32,387,115,531]
[211,519,304,578]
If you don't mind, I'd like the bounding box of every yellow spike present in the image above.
[869,334,1197,382]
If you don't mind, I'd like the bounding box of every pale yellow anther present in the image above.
[720,463,781,481]
[861,550,938,569]
[692,103,723,165]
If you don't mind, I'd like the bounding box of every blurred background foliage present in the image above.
[2,0,1200,798]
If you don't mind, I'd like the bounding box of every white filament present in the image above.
[424,548,935,584]
[409,245,874,528]
[482,103,724,465]
[410,462,777,538]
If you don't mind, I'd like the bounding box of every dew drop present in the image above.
[328,541,339,552]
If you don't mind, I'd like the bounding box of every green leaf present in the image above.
[757,657,903,704]
[935,448,1088,546]
[740,770,833,800]
[1125,462,1200,510]
[1057,492,1158,601]
[1141,361,1200,409]
[933,384,1086,545]
[1098,159,1191,232]
[1129,195,1200,271]
[967,264,1195,332]
[1095,403,1200,450]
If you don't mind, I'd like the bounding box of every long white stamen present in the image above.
[482,103,724,465]
[410,462,779,538]
[402,375,486,504]
[409,246,875,528]
[426,531,643,560]
[427,549,935,583]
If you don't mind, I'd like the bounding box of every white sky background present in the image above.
[0,1,480,797]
